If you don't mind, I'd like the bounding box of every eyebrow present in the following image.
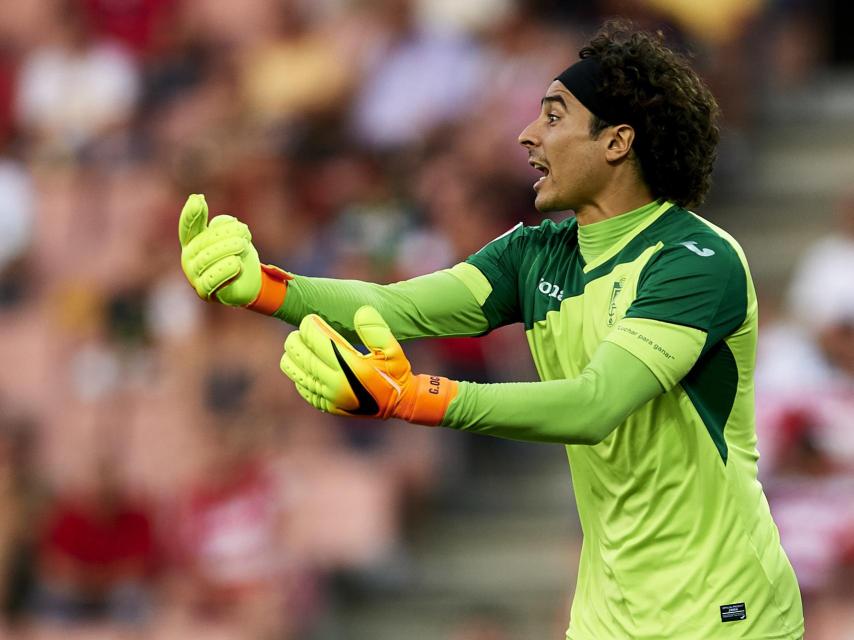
[540,94,568,110]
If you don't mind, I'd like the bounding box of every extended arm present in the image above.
[178,194,489,341]
[279,307,697,443]
[275,264,489,343]
[442,341,662,445]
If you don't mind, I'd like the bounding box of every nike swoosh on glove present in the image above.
[280,306,458,426]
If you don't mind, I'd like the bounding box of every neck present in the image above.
[573,183,655,226]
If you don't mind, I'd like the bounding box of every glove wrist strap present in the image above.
[397,375,459,426]
[246,264,292,315]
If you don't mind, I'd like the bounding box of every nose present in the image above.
[518,119,539,149]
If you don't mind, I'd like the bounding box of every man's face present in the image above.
[518,81,607,213]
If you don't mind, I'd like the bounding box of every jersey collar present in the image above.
[580,200,674,273]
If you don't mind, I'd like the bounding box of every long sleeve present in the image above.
[273,264,491,343]
[441,341,664,445]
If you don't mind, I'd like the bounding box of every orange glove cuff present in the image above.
[397,375,459,426]
[246,264,292,315]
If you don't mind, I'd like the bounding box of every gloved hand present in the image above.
[178,194,289,314]
[280,306,458,426]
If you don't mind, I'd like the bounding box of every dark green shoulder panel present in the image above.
[626,208,748,351]
[465,218,583,330]
[465,207,749,335]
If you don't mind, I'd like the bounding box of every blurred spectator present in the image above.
[78,0,179,60]
[642,0,763,46]
[766,478,854,595]
[757,190,854,414]
[163,416,319,640]
[755,190,854,608]
[786,190,854,378]
[238,0,353,136]
[15,2,140,160]
[181,0,282,49]
[0,48,17,147]
[32,454,156,625]
[350,0,485,149]
[760,0,825,93]
[416,0,513,34]
[0,154,34,309]
[443,9,578,185]
[0,408,48,628]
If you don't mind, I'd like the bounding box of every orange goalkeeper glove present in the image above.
[179,194,290,314]
[280,306,458,426]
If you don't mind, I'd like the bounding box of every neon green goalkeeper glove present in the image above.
[280,306,459,426]
[178,194,290,314]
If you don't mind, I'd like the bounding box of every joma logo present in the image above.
[538,278,564,301]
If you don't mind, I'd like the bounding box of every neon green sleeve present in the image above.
[273,263,490,343]
[603,317,705,391]
[442,341,664,445]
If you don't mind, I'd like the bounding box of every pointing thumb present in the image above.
[178,194,209,247]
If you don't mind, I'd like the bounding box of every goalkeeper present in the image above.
[179,23,803,640]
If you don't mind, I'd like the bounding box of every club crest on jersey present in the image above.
[607,277,627,327]
[538,278,564,302]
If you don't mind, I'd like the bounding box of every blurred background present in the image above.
[0,0,852,638]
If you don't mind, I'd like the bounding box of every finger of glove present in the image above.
[208,214,245,233]
[184,236,247,279]
[283,333,356,408]
[196,255,242,298]
[178,194,209,247]
[281,352,335,406]
[353,305,403,359]
[299,314,363,369]
[279,349,339,415]
[292,379,327,412]
[182,217,251,264]
[293,381,351,417]
[284,331,327,384]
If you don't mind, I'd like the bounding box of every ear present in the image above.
[604,124,635,163]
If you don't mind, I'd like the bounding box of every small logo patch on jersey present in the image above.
[681,240,715,257]
[720,602,746,623]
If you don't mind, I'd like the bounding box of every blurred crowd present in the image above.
[0,0,850,638]
[754,191,854,638]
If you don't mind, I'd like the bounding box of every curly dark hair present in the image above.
[579,21,720,208]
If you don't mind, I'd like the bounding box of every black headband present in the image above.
[554,57,632,127]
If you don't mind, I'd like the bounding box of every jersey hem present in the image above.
[566,626,804,640]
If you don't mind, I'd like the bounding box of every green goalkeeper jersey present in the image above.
[276,200,803,639]
[462,201,803,640]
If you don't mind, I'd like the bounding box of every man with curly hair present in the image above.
[179,22,804,640]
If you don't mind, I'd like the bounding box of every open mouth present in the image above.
[530,159,549,175]
[530,159,549,189]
